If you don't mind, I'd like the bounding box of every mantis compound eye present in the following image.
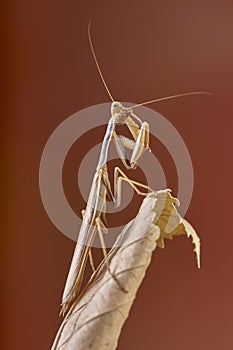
[112,101,122,108]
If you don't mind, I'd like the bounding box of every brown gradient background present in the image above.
[2,1,233,349]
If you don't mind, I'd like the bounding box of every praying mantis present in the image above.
[61,22,210,315]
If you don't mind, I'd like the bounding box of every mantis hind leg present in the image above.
[88,248,95,273]
[95,217,127,293]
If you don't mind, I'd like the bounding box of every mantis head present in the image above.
[111,101,134,124]
[111,101,123,116]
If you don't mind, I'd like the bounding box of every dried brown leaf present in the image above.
[52,190,200,350]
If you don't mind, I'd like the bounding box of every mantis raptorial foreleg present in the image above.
[130,121,150,168]
[112,119,150,169]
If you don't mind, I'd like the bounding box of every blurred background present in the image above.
[2,1,233,349]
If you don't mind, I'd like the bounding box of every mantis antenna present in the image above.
[88,21,115,102]
[88,22,211,108]
[130,91,212,109]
